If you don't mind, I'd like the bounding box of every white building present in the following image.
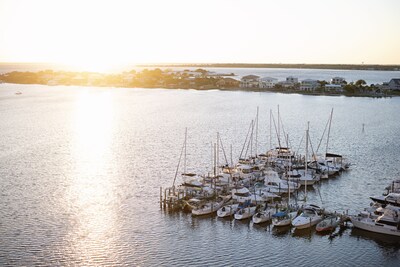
[325,84,344,93]
[240,75,260,88]
[259,77,278,88]
[300,79,319,91]
[331,77,346,85]
[388,79,400,90]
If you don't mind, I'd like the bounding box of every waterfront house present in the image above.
[277,81,294,89]
[259,77,278,88]
[286,76,298,84]
[388,79,400,90]
[300,79,319,91]
[325,84,344,93]
[331,77,346,85]
[216,78,240,89]
[240,75,260,88]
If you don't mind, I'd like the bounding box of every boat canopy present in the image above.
[272,211,287,218]
[325,153,342,158]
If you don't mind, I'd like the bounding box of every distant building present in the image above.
[259,77,278,88]
[325,84,343,93]
[331,77,346,85]
[286,76,298,84]
[240,75,260,88]
[388,79,400,90]
[277,81,294,88]
[216,77,240,88]
[300,79,319,91]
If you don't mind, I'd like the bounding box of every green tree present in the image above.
[355,79,366,87]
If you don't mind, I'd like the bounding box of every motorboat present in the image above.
[370,193,400,207]
[350,205,400,236]
[272,211,298,227]
[291,204,323,229]
[285,169,319,186]
[263,169,300,194]
[231,187,252,203]
[316,215,340,232]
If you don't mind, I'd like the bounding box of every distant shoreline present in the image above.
[1,68,398,98]
[137,63,400,72]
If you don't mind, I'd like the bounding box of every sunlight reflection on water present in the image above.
[0,84,399,266]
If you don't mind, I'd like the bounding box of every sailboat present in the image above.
[309,108,350,176]
[291,204,323,229]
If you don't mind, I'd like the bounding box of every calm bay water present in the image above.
[1,83,400,266]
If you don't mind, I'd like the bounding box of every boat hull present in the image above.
[292,216,322,229]
[350,216,400,237]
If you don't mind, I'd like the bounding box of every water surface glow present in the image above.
[0,84,399,266]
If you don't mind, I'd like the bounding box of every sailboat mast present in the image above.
[184,127,187,174]
[325,108,334,158]
[277,105,280,146]
[217,132,219,174]
[269,109,272,150]
[250,120,254,159]
[287,133,291,205]
[255,107,259,158]
[305,122,309,199]
[214,143,217,177]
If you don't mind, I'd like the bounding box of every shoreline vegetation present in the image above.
[1,68,399,97]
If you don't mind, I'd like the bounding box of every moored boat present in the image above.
[370,193,400,207]
[272,211,298,227]
[350,205,400,236]
[316,215,340,232]
[235,204,257,220]
[291,205,323,229]
[252,207,275,224]
[217,203,239,218]
[192,195,231,216]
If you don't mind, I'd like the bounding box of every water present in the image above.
[1,83,400,266]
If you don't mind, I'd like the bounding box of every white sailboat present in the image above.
[291,204,323,229]
[252,206,275,224]
[217,203,240,218]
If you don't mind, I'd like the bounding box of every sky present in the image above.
[0,0,399,71]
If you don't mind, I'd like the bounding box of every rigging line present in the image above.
[219,134,229,166]
[172,137,186,188]
[244,120,254,160]
[239,120,253,159]
[271,112,281,148]
[308,129,317,161]
[296,132,305,155]
[316,113,331,154]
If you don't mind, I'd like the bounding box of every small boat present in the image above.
[370,193,400,207]
[350,205,400,236]
[15,91,22,95]
[316,215,340,232]
[252,207,275,224]
[291,204,323,229]
[192,196,230,216]
[234,203,257,220]
[217,203,239,218]
[272,211,298,227]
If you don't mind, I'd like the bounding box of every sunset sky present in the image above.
[1,0,399,70]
